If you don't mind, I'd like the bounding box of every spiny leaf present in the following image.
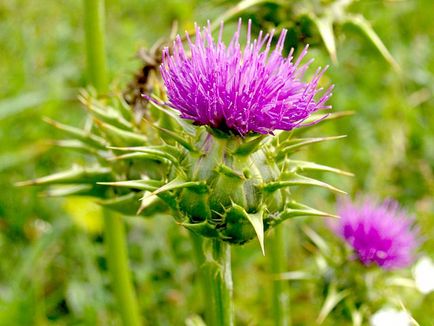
[95,120,147,147]
[302,225,331,256]
[111,91,135,121]
[317,284,350,324]
[216,164,245,180]
[312,14,338,64]
[97,179,162,191]
[16,166,112,186]
[286,160,353,176]
[277,135,347,157]
[246,209,265,255]
[262,174,346,194]
[301,111,354,126]
[53,140,100,155]
[43,185,94,197]
[108,145,182,166]
[98,192,167,217]
[43,117,107,149]
[142,177,207,200]
[109,152,168,164]
[233,134,266,156]
[148,96,196,136]
[344,14,400,72]
[267,201,338,227]
[79,91,133,130]
[151,124,197,152]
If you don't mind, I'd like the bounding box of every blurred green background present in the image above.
[0,0,433,325]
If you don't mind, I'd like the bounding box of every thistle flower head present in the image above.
[333,197,418,270]
[160,19,333,136]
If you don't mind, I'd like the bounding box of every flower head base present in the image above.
[160,19,333,136]
[333,197,418,270]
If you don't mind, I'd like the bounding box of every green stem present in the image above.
[83,0,108,93]
[269,226,291,326]
[189,232,211,323]
[83,1,141,325]
[203,239,234,326]
[104,210,142,326]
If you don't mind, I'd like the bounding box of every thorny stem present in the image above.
[83,1,141,325]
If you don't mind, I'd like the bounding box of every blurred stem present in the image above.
[270,226,291,326]
[83,0,108,92]
[83,1,141,325]
[203,239,234,326]
[104,210,142,326]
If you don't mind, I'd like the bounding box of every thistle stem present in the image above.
[104,210,142,326]
[189,232,211,323]
[203,239,234,326]
[269,226,291,326]
[83,0,108,92]
[83,1,141,325]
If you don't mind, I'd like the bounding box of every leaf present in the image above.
[301,111,354,126]
[0,91,51,120]
[43,185,94,197]
[148,97,196,136]
[262,173,346,194]
[44,117,107,149]
[80,94,133,131]
[142,177,207,199]
[233,134,266,155]
[0,144,48,172]
[139,178,207,213]
[301,225,330,256]
[98,192,167,217]
[185,315,207,326]
[53,140,100,155]
[246,209,265,255]
[317,284,349,324]
[97,179,162,191]
[343,14,400,72]
[278,135,347,156]
[267,201,338,227]
[95,120,147,147]
[108,145,183,166]
[216,164,245,180]
[151,125,197,152]
[286,160,353,176]
[312,14,338,64]
[16,166,113,186]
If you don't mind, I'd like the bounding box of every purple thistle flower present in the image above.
[160,19,333,136]
[333,197,418,270]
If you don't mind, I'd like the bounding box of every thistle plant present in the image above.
[285,197,419,325]
[20,17,351,325]
[108,20,350,324]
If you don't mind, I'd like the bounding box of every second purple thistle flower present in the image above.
[160,19,333,136]
[334,198,419,270]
